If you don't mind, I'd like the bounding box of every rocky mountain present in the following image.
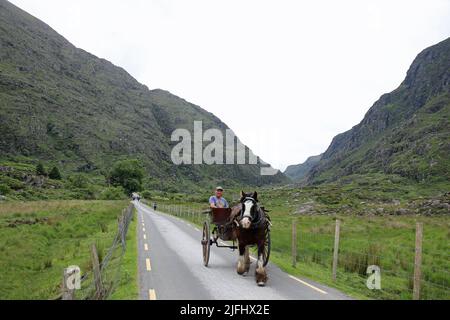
[306,37,450,185]
[0,0,288,191]
[284,154,322,182]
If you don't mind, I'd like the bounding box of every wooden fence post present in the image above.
[118,214,123,233]
[91,244,104,300]
[292,220,297,267]
[62,268,75,300]
[332,219,341,282]
[413,222,423,300]
[121,212,126,247]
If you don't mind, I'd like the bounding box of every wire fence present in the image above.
[60,203,134,300]
[290,218,449,300]
[144,201,449,300]
[150,202,207,226]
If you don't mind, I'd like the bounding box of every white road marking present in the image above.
[288,275,327,294]
[143,234,147,240]
[144,243,149,251]
[149,289,157,300]
[146,258,152,271]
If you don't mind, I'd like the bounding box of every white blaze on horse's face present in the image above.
[241,200,254,229]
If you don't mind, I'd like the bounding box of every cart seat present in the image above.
[211,207,232,225]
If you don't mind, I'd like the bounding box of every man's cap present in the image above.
[216,186,224,191]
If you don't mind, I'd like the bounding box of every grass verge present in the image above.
[0,200,130,299]
[109,208,139,300]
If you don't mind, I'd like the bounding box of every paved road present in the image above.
[134,201,350,300]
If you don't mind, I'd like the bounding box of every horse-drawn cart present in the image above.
[201,207,271,267]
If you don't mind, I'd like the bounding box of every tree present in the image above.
[49,166,62,180]
[109,159,145,195]
[36,163,47,176]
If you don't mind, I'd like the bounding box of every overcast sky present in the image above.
[10,0,450,171]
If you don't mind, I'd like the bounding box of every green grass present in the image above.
[261,184,449,300]
[0,200,130,299]
[109,208,139,300]
[268,213,449,300]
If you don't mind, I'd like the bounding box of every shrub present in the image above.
[99,186,126,200]
[36,163,47,176]
[48,166,62,180]
[0,183,11,195]
[141,190,152,199]
[68,174,91,189]
[0,176,24,190]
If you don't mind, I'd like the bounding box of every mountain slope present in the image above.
[284,154,322,182]
[307,38,450,185]
[0,0,288,191]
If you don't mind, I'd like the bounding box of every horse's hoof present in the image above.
[237,270,245,275]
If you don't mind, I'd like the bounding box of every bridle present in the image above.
[239,197,263,228]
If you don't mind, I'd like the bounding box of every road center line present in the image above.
[143,227,146,232]
[288,275,327,294]
[143,234,147,240]
[146,258,152,271]
[149,289,157,300]
[144,243,148,251]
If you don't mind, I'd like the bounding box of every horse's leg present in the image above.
[243,246,251,274]
[255,241,268,286]
[236,243,247,275]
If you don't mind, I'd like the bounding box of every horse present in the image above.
[231,191,269,286]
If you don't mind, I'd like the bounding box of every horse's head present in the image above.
[239,191,259,229]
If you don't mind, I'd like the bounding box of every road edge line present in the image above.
[288,275,328,294]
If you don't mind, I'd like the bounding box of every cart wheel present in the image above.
[262,228,271,267]
[201,221,211,267]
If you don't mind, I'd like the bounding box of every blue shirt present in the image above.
[209,196,229,208]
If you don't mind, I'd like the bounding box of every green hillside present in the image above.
[0,0,287,199]
[284,154,322,182]
[306,37,450,187]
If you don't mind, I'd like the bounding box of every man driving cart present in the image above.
[209,186,229,208]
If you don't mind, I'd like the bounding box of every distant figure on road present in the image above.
[153,202,157,211]
[131,192,141,202]
[209,186,229,208]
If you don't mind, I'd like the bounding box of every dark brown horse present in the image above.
[231,191,269,286]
